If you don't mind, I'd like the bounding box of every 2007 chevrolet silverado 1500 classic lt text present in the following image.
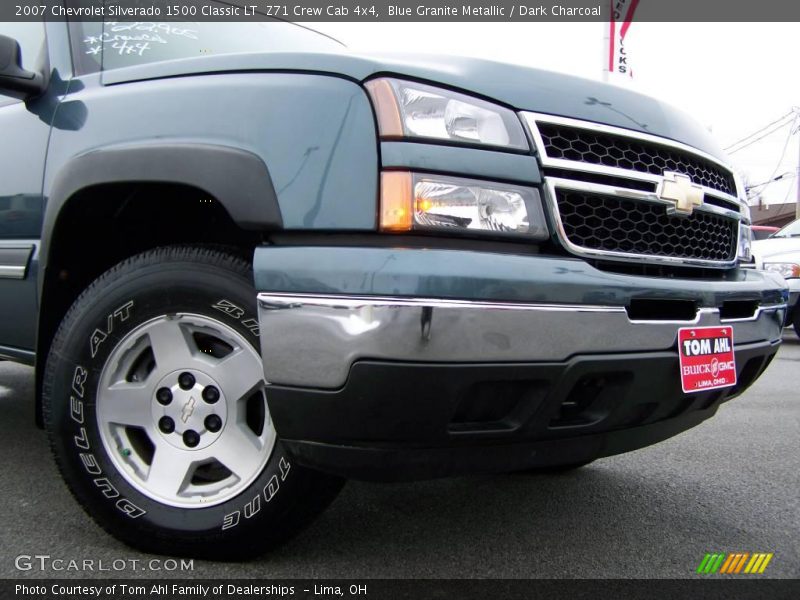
[0,15,788,558]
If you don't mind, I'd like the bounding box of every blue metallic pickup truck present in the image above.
[0,16,788,559]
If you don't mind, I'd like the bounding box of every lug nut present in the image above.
[156,387,173,405]
[158,416,175,434]
[183,430,200,448]
[205,414,222,433]
[202,386,220,404]
[178,372,196,390]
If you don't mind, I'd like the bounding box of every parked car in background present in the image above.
[753,218,800,335]
[751,225,780,241]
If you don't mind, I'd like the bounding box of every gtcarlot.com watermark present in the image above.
[14,554,194,572]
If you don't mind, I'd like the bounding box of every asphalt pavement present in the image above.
[0,333,798,579]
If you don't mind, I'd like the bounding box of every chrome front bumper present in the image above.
[257,294,786,388]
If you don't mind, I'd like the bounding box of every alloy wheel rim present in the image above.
[96,313,275,508]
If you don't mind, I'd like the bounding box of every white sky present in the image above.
[313,22,800,208]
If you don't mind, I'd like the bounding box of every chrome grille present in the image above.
[537,123,737,197]
[557,189,738,262]
[522,112,744,268]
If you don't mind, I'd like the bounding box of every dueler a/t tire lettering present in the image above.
[42,246,343,559]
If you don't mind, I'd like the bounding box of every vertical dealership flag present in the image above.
[606,0,639,80]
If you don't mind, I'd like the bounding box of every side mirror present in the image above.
[0,34,45,99]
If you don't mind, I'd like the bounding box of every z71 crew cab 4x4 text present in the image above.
[0,16,788,558]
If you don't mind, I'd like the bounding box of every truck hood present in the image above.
[104,50,727,159]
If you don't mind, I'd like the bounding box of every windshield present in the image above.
[773,219,800,238]
[71,19,344,74]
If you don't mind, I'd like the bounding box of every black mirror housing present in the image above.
[0,34,45,99]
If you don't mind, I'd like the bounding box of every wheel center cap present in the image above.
[152,369,227,451]
[181,396,197,423]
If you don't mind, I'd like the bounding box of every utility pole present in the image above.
[796,120,800,219]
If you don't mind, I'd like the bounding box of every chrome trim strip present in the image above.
[521,112,743,206]
[0,344,36,365]
[720,304,787,324]
[539,157,741,207]
[260,293,626,314]
[626,307,711,326]
[261,294,785,324]
[0,266,26,279]
[547,177,741,221]
[0,243,34,280]
[543,177,740,268]
[257,293,785,388]
[628,304,786,325]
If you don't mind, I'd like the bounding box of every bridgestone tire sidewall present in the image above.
[44,252,306,549]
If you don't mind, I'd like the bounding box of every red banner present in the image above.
[608,0,639,78]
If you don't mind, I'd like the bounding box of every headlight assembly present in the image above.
[366,78,529,150]
[763,262,800,279]
[738,223,753,262]
[380,171,548,239]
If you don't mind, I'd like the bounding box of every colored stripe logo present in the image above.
[697,552,774,574]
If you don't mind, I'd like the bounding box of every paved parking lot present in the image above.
[1,333,798,579]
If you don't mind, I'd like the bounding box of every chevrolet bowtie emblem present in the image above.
[656,172,704,216]
[181,397,196,423]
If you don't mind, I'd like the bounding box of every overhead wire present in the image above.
[748,114,799,223]
[745,114,799,199]
[727,116,795,155]
[723,111,795,152]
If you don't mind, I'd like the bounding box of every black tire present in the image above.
[43,246,344,560]
[793,311,800,338]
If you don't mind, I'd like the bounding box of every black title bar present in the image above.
[4,0,800,22]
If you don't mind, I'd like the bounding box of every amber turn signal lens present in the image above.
[365,79,404,138]
[380,171,413,232]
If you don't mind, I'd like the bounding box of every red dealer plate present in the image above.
[677,326,737,393]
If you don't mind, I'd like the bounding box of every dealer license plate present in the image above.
[677,326,737,393]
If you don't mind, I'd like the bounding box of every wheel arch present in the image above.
[40,142,282,272]
[35,143,282,425]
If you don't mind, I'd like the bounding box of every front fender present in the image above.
[39,142,282,273]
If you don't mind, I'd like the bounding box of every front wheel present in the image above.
[43,246,343,559]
